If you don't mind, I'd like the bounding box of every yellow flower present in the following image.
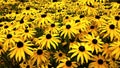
[57,57,78,68]
[19,28,36,41]
[30,48,50,67]
[9,40,33,61]
[45,22,60,34]
[34,12,54,28]
[109,41,120,59]
[36,33,60,49]
[20,59,35,68]
[83,34,104,53]
[88,55,108,68]
[0,22,13,34]
[3,32,20,51]
[54,50,66,63]
[69,42,92,64]
[99,21,120,41]
[60,20,79,39]
[102,43,112,58]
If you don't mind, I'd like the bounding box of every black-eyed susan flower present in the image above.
[3,32,20,51]
[20,59,35,68]
[57,57,78,68]
[19,28,36,41]
[36,33,60,49]
[106,57,120,68]
[54,50,66,63]
[9,40,33,61]
[30,48,50,67]
[15,17,32,29]
[39,59,52,68]
[45,22,60,34]
[99,21,120,41]
[102,43,113,59]
[88,55,108,68]
[83,34,104,53]
[34,12,54,28]
[86,22,98,36]
[0,22,13,34]
[109,41,120,59]
[60,20,79,39]
[69,42,92,64]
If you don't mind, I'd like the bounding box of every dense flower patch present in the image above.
[0,0,120,68]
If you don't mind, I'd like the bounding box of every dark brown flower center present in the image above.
[25,29,29,33]
[92,39,97,44]
[26,7,30,10]
[51,24,55,27]
[20,19,24,24]
[90,25,95,29]
[58,53,62,57]
[7,34,12,39]
[17,41,23,48]
[41,14,47,18]
[16,11,19,14]
[115,16,120,21]
[109,24,115,29]
[79,46,85,52]
[4,25,8,29]
[98,59,104,65]
[80,15,84,18]
[95,15,100,19]
[66,61,72,67]
[46,34,52,39]
[65,16,69,19]
[0,24,3,27]
[66,25,71,29]
[75,20,80,23]
[37,49,43,55]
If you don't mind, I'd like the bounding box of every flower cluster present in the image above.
[0,0,120,68]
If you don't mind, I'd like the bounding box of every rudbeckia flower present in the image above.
[34,12,54,28]
[69,42,92,64]
[19,28,36,41]
[88,55,108,68]
[83,34,104,53]
[102,43,112,58]
[57,57,78,68]
[20,59,35,68]
[54,50,66,63]
[86,22,98,36]
[0,22,13,34]
[30,48,50,67]
[3,32,20,51]
[99,21,120,41]
[36,33,60,49]
[39,60,51,68]
[109,41,120,59]
[60,20,79,39]
[9,40,33,61]
[45,22,60,34]
[107,57,120,68]
[15,17,31,29]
